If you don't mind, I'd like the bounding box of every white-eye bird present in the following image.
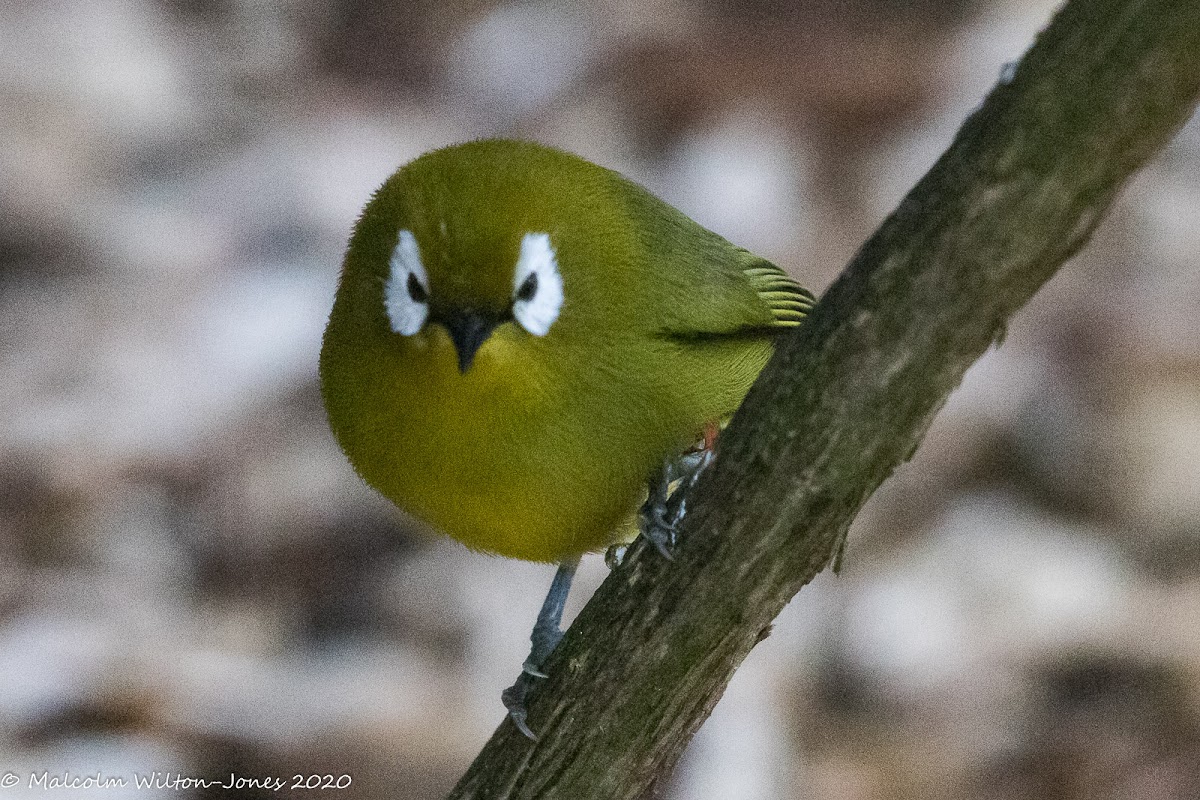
[319,139,814,736]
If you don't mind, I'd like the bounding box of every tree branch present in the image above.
[448,0,1200,796]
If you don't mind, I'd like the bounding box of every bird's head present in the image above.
[337,140,633,376]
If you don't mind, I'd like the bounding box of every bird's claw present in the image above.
[502,676,539,740]
[641,515,677,560]
[521,662,549,679]
[505,650,551,739]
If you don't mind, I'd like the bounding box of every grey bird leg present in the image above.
[501,556,580,740]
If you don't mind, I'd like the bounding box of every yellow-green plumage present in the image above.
[320,140,813,563]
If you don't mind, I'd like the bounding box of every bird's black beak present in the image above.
[440,310,501,374]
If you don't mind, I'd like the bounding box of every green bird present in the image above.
[319,139,814,735]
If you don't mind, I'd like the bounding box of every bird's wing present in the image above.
[614,174,816,340]
[650,244,816,342]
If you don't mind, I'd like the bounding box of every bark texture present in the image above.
[449,0,1200,796]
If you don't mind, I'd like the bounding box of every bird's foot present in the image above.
[637,449,714,559]
[501,673,540,740]
[502,621,563,740]
[640,493,678,560]
[638,458,678,559]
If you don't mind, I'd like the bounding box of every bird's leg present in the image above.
[501,556,580,740]
[521,556,580,677]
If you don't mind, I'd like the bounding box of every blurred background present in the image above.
[2,0,1199,797]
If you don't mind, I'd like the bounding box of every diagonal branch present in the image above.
[448,0,1200,796]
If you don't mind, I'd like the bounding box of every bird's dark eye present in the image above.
[407,272,428,303]
[516,272,538,302]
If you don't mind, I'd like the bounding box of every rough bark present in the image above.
[448,0,1200,796]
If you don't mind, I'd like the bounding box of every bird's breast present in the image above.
[324,325,655,562]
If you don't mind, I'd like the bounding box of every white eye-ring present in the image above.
[512,232,563,336]
[384,230,430,335]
